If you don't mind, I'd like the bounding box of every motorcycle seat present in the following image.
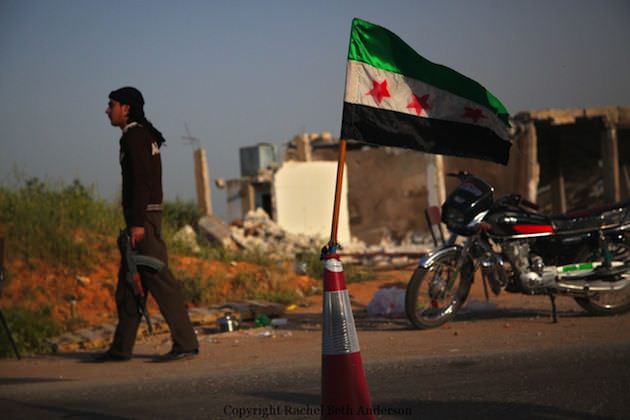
[562,199,630,219]
[550,199,630,232]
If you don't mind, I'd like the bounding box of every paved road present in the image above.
[1,342,628,419]
[1,294,629,419]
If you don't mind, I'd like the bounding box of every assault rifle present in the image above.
[117,230,165,335]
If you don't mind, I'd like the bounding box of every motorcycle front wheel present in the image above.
[405,249,474,329]
[574,241,630,315]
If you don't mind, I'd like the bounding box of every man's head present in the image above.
[106,87,145,128]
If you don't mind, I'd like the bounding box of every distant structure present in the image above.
[220,137,351,243]
[220,106,629,245]
[182,123,213,216]
[512,106,629,213]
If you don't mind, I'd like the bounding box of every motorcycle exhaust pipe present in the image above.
[556,278,630,295]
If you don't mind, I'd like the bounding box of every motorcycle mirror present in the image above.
[446,171,471,180]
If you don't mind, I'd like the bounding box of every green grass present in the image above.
[178,269,228,305]
[177,266,302,307]
[162,199,200,230]
[0,177,121,269]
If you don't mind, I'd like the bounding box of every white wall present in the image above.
[273,161,351,244]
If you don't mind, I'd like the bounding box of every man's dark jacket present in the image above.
[119,123,163,227]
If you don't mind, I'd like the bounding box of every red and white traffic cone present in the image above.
[321,253,375,419]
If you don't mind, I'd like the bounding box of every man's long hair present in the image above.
[128,106,166,147]
[109,87,166,147]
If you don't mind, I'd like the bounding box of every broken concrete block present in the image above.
[230,229,249,249]
[219,302,257,320]
[244,300,285,318]
[199,215,237,249]
[188,307,221,326]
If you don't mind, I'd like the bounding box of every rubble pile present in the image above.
[229,208,365,257]
[348,231,432,268]
[229,208,432,265]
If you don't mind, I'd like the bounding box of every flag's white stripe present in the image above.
[344,60,509,140]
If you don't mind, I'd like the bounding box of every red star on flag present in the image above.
[365,79,390,104]
[407,94,431,116]
[462,107,486,123]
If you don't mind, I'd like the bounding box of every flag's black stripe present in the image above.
[341,102,511,165]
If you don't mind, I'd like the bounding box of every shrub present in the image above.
[178,269,227,305]
[0,177,120,269]
[162,199,200,231]
[0,306,60,357]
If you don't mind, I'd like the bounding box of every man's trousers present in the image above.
[109,211,198,357]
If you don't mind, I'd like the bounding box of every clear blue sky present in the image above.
[1,0,629,219]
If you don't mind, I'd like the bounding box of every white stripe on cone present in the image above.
[322,289,360,355]
[321,256,375,419]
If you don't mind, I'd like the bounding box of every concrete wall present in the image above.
[272,161,351,243]
[312,145,526,244]
[514,107,630,212]
[279,106,629,245]
[308,106,630,244]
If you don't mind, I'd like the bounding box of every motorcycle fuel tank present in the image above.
[487,210,555,237]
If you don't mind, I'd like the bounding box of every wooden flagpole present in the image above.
[328,139,347,250]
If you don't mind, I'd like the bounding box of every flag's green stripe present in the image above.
[348,18,509,126]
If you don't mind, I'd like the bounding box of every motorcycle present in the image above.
[405,171,630,329]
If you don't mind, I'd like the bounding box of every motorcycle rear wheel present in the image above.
[574,242,630,315]
[405,249,474,329]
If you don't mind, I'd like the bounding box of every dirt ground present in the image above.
[3,255,630,382]
[2,266,629,383]
[0,252,318,328]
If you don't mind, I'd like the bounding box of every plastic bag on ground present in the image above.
[367,287,406,316]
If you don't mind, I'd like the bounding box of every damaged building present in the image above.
[224,139,351,244]
[222,106,629,246]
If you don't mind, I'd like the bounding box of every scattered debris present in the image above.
[47,300,286,353]
[229,208,334,257]
[229,208,431,264]
[270,318,288,328]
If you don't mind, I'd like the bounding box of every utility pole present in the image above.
[425,153,446,207]
[425,153,446,239]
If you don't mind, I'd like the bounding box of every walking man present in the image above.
[95,86,199,362]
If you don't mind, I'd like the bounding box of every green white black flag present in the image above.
[341,18,512,165]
